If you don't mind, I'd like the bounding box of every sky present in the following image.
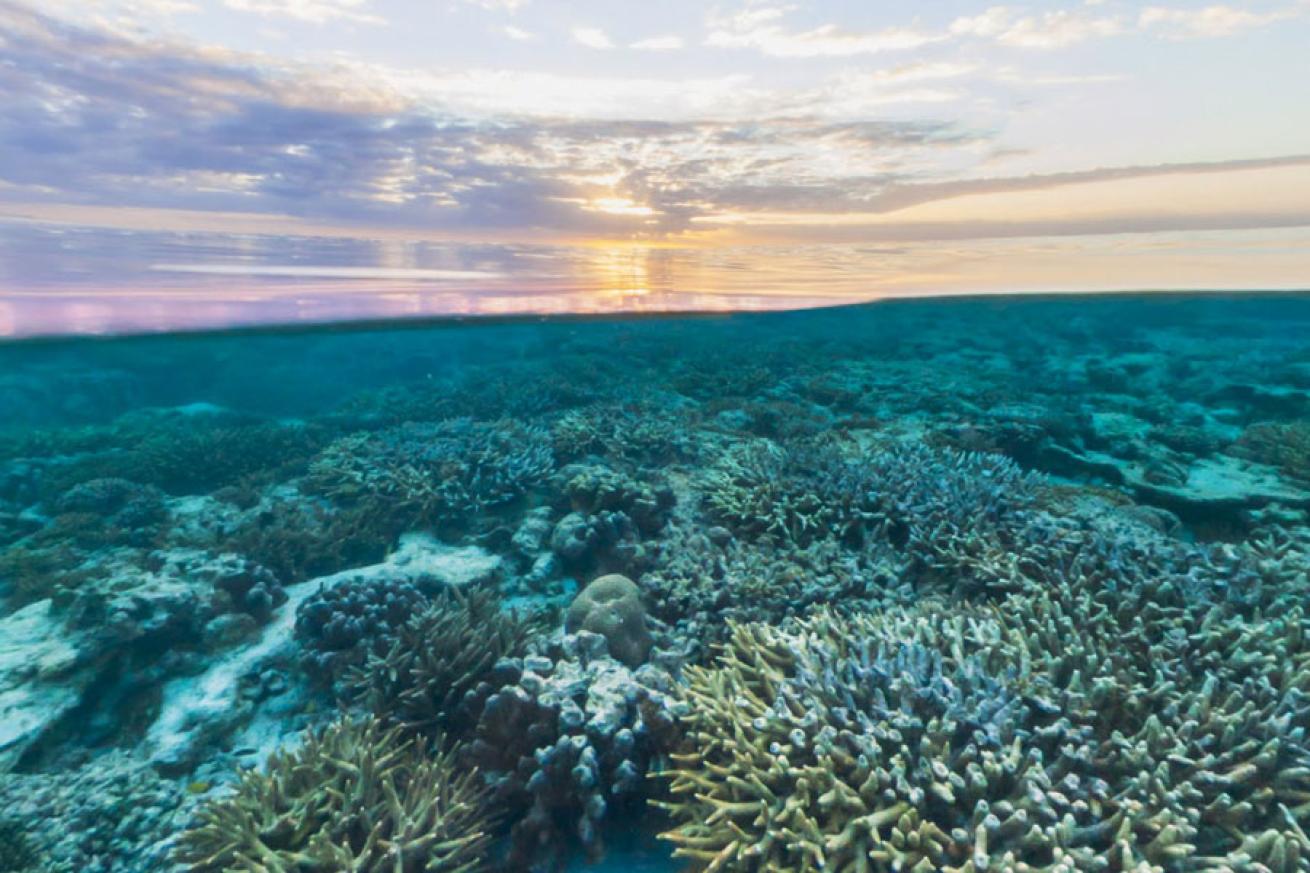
[0,0,1308,334]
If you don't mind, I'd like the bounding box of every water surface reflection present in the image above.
[0,224,871,336]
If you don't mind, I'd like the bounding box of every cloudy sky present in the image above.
[0,0,1308,332]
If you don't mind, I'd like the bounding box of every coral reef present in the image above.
[566,574,653,668]
[174,717,496,872]
[5,295,1310,872]
[222,494,388,585]
[346,588,541,733]
[308,418,553,533]
[295,571,429,683]
[0,750,194,873]
[0,819,40,873]
[560,464,676,536]
[1234,419,1310,484]
[470,633,685,869]
[658,517,1310,871]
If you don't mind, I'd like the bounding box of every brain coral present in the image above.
[565,573,653,668]
[174,717,495,873]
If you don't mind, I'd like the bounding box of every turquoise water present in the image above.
[1,292,1310,872]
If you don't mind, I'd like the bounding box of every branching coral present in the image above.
[469,634,685,870]
[37,419,326,499]
[700,438,1039,560]
[174,717,496,873]
[346,588,541,734]
[659,611,1107,872]
[308,418,553,532]
[550,403,696,465]
[1234,420,1310,484]
[295,574,430,683]
[224,497,388,585]
[659,519,1310,872]
[0,819,40,873]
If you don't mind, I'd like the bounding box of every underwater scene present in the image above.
[2,292,1310,873]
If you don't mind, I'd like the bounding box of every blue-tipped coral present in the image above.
[308,418,553,533]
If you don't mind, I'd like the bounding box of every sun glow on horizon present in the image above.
[0,0,1307,333]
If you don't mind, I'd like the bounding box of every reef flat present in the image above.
[1,292,1309,872]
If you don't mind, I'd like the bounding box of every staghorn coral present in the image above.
[0,820,40,873]
[700,438,1040,560]
[641,517,908,647]
[346,588,541,734]
[174,717,495,873]
[550,403,696,465]
[659,514,1310,873]
[1234,420,1310,484]
[659,438,1042,639]
[308,418,553,533]
[700,439,834,545]
[659,610,1109,872]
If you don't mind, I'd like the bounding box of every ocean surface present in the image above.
[2,292,1310,872]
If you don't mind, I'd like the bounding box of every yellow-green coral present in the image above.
[174,717,496,872]
[659,551,1310,873]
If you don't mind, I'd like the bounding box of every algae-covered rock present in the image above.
[566,574,652,667]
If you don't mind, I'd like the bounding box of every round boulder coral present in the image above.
[565,573,652,667]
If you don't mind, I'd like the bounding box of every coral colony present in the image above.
[1,294,1310,872]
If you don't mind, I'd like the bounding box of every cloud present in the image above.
[571,26,613,49]
[630,34,684,50]
[1138,4,1302,38]
[223,0,384,26]
[950,1,1305,47]
[460,0,529,10]
[951,5,1123,48]
[503,24,534,40]
[0,0,978,234]
[1,0,1306,250]
[706,5,943,57]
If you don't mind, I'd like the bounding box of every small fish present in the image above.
[186,781,212,794]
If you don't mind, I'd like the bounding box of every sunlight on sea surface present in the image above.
[9,221,1307,338]
[0,223,878,337]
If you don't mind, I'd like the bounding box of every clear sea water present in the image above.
[2,292,1310,872]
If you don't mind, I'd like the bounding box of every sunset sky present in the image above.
[1,0,1308,333]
